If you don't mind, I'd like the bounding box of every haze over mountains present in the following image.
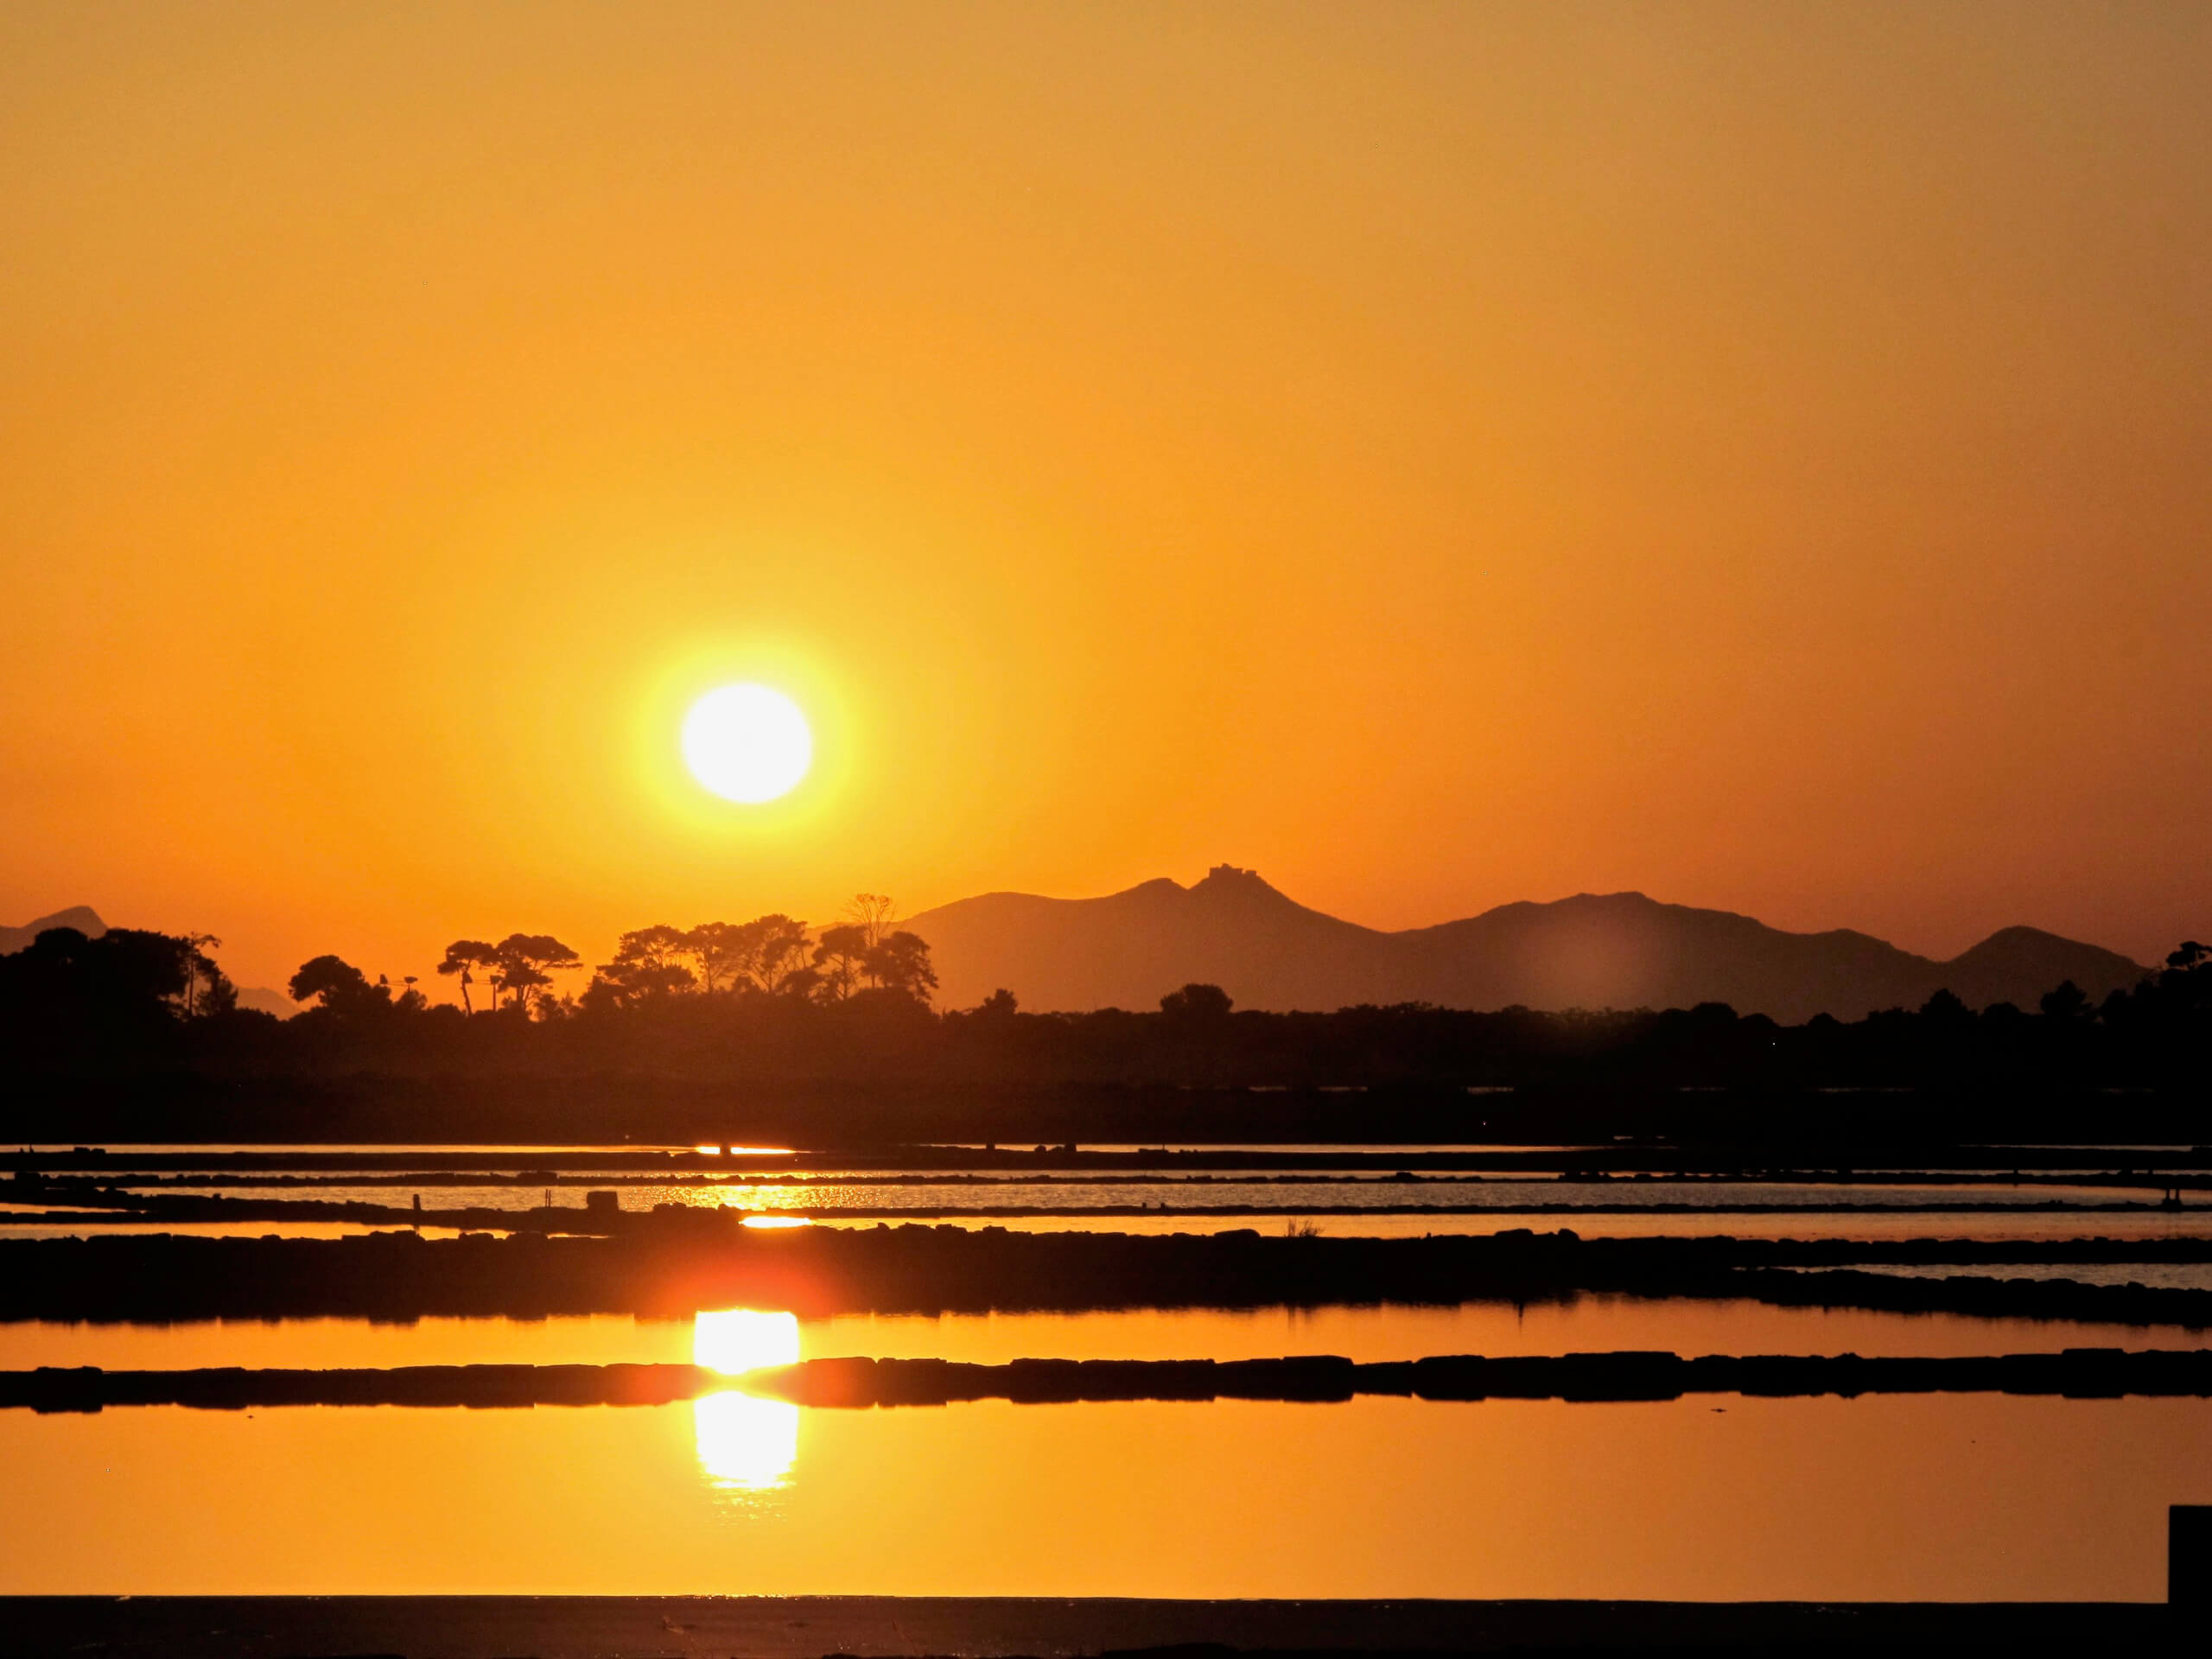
[906,867,2149,1022]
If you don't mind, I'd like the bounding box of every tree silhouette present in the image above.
[436,940,500,1014]
[585,925,698,1008]
[1920,988,1972,1025]
[686,914,817,995]
[490,933,581,1017]
[863,930,938,1007]
[0,927,214,1064]
[844,893,899,949]
[811,924,869,1002]
[2039,981,2091,1021]
[2147,942,2212,1027]
[744,914,815,994]
[288,955,389,1017]
[1160,982,1234,1020]
[683,922,749,995]
[177,933,235,1020]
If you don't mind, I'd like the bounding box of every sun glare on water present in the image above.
[682,683,812,804]
[692,1308,802,1494]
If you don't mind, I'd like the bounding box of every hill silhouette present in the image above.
[905,867,2148,1020]
[0,906,106,956]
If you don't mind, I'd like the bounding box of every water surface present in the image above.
[1801,1262,2212,1294]
[1,1392,2202,1599]
[95,1176,2197,1217]
[13,1209,2212,1244]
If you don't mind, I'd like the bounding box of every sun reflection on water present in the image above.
[691,1308,802,1496]
[692,1390,800,1492]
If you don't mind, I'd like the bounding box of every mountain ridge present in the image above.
[905,867,2149,1021]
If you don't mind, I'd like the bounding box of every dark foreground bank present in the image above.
[0,1595,2182,1656]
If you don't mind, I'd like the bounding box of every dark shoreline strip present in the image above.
[10,1228,2212,1328]
[9,1349,2212,1413]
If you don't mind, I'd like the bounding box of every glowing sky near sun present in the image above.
[1,3,2207,987]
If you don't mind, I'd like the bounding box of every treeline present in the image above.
[285,895,937,1022]
[1,906,2207,1094]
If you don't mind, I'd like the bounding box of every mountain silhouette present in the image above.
[906,866,2149,1020]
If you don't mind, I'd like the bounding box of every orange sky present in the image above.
[3,3,2208,992]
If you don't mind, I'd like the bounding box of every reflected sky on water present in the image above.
[11,1207,2212,1245]
[2,1391,2208,1599]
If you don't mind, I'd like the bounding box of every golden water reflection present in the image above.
[691,1309,801,1494]
[4,1394,2208,1597]
[692,1390,799,1492]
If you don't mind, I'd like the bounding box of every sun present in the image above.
[682,683,813,803]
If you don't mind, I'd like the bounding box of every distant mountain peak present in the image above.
[1554,890,1659,910]
[1960,924,2083,951]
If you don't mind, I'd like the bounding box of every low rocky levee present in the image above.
[7,1347,2212,1412]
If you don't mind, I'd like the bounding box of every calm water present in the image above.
[13,1210,2212,1243]
[2,1392,2204,1599]
[99,1177,2186,1213]
[17,1143,779,1156]
[1803,1262,2212,1293]
[0,1221,505,1241]
[10,1282,2211,1601]
[16,1141,2207,1605]
[5,1298,2203,1372]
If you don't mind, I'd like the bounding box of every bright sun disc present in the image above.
[682,683,812,803]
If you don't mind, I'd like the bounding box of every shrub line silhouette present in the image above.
[4,919,2208,1110]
